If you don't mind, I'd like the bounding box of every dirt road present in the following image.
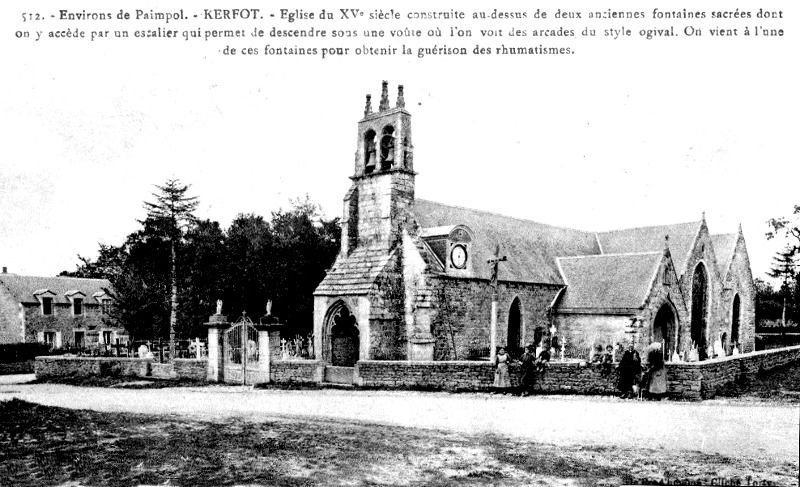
[1,377,797,463]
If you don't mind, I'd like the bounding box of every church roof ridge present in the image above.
[414,198,591,234]
[557,250,662,260]
[597,220,701,235]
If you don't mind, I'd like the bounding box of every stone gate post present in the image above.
[255,324,271,384]
[259,312,284,383]
[205,312,230,382]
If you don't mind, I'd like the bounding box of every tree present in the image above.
[767,207,800,325]
[63,186,339,345]
[180,219,227,338]
[767,205,800,254]
[222,213,274,320]
[143,180,199,359]
[267,196,340,335]
[768,246,797,294]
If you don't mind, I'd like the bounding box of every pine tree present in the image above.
[767,246,797,326]
[143,180,199,360]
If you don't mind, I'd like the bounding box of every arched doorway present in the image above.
[507,297,522,356]
[731,294,741,347]
[653,303,677,359]
[328,305,359,366]
[691,263,709,360]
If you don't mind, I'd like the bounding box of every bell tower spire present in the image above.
[342,82,416,255]
[354,80,414,177]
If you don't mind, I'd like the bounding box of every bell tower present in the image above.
[341,81,415,254]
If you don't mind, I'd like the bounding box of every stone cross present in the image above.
[487,244,508,295]
[487,243,507,362]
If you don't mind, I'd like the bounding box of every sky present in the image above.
[1,0,797,283]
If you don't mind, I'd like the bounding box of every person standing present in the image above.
[519,344,536,396]
[646,342,667,399]
[493,347,512,393]
[617,343,641,398]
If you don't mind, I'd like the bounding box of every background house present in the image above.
[0,268,127,351]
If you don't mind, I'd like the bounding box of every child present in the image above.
[535,346,550,373]
[601,345,614,376]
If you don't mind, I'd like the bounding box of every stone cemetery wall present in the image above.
[270,360,324,383]
[150,362,176,379]
[355,360,620,392]
[34,356,208,381]
[355,345,800,398]
[667,344,800,399]
[173,359,207,381]
[35,356,151,378]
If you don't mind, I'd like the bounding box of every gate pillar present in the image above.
[205,312,230,382]
[254,323,279,383]
[259,312,284,383]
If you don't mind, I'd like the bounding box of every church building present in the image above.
[312,82,755,365]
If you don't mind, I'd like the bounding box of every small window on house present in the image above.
[42,297,53,316]
[103,330,112,344]
[44,331,56,346]
[101,299,112,315]
[73,298,83,316]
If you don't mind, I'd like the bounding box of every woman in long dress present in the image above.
[519,345,536,396]
[494,347,511,392]
[617,343,641,398]
[646,342,667,399]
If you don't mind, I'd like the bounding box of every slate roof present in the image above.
[314,248,396,296]
[556,252,663,311]
[0,274,111,305]
[412,199,600,285]
[596,222,700,277]
[710,233,738,275]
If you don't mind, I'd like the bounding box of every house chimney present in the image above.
[2,267,6,274]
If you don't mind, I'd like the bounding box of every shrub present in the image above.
[0,343,52,363]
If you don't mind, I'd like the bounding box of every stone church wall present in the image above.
[720,237,756,353]
[554,314,632,360]
[679,226,726,355]
[430,277,561,359]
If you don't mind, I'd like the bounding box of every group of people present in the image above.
[493,343,550,396]
[591,344,616,376]
[616,342,667,399]
[492,342,668,399]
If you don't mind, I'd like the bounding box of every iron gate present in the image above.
[223,313,260,384]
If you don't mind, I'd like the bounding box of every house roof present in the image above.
[0,274,112,305]
[412,199,600,284]
[596,221,700,277]
[556,252,663,311]
[710,233,738,276]
[314,248,396,296]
